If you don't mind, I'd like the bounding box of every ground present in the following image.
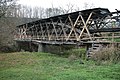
[0,52,120,80]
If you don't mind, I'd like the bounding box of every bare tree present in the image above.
[33,7,39,18]
[27,6,32,18]
[83,2,95,9]
[38,7,45,19]
[0,0,16,18]
[59,3,78,14]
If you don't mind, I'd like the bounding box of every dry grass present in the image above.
[91,46,120,63]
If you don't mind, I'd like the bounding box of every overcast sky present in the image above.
[18,0,120,12]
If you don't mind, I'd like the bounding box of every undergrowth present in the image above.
[91,46,120,65]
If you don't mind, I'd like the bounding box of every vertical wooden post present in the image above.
[112,21,115,47]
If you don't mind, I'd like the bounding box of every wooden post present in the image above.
[112,20,115,47]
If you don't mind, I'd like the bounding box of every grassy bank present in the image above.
[0,52,120,80]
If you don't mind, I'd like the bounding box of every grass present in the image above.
[0,52,120,80]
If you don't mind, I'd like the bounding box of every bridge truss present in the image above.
[15,8,120,44]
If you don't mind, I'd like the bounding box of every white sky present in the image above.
[18,0,120,12]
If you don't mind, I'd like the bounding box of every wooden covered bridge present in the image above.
[14,8,120,57]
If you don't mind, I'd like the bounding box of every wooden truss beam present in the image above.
[78,12,93,41]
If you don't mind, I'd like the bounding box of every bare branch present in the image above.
[0,0,16,18]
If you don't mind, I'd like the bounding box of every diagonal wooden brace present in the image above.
[21,25,27,39]
[59,19,67,39]
[39,23,44,39]
[66,15,80,41]
[78,12,93,41]
[45,22,51,40]
[51,21,59,40]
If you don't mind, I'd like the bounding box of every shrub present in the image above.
[0,45,18,53]
[91,46,120,63]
